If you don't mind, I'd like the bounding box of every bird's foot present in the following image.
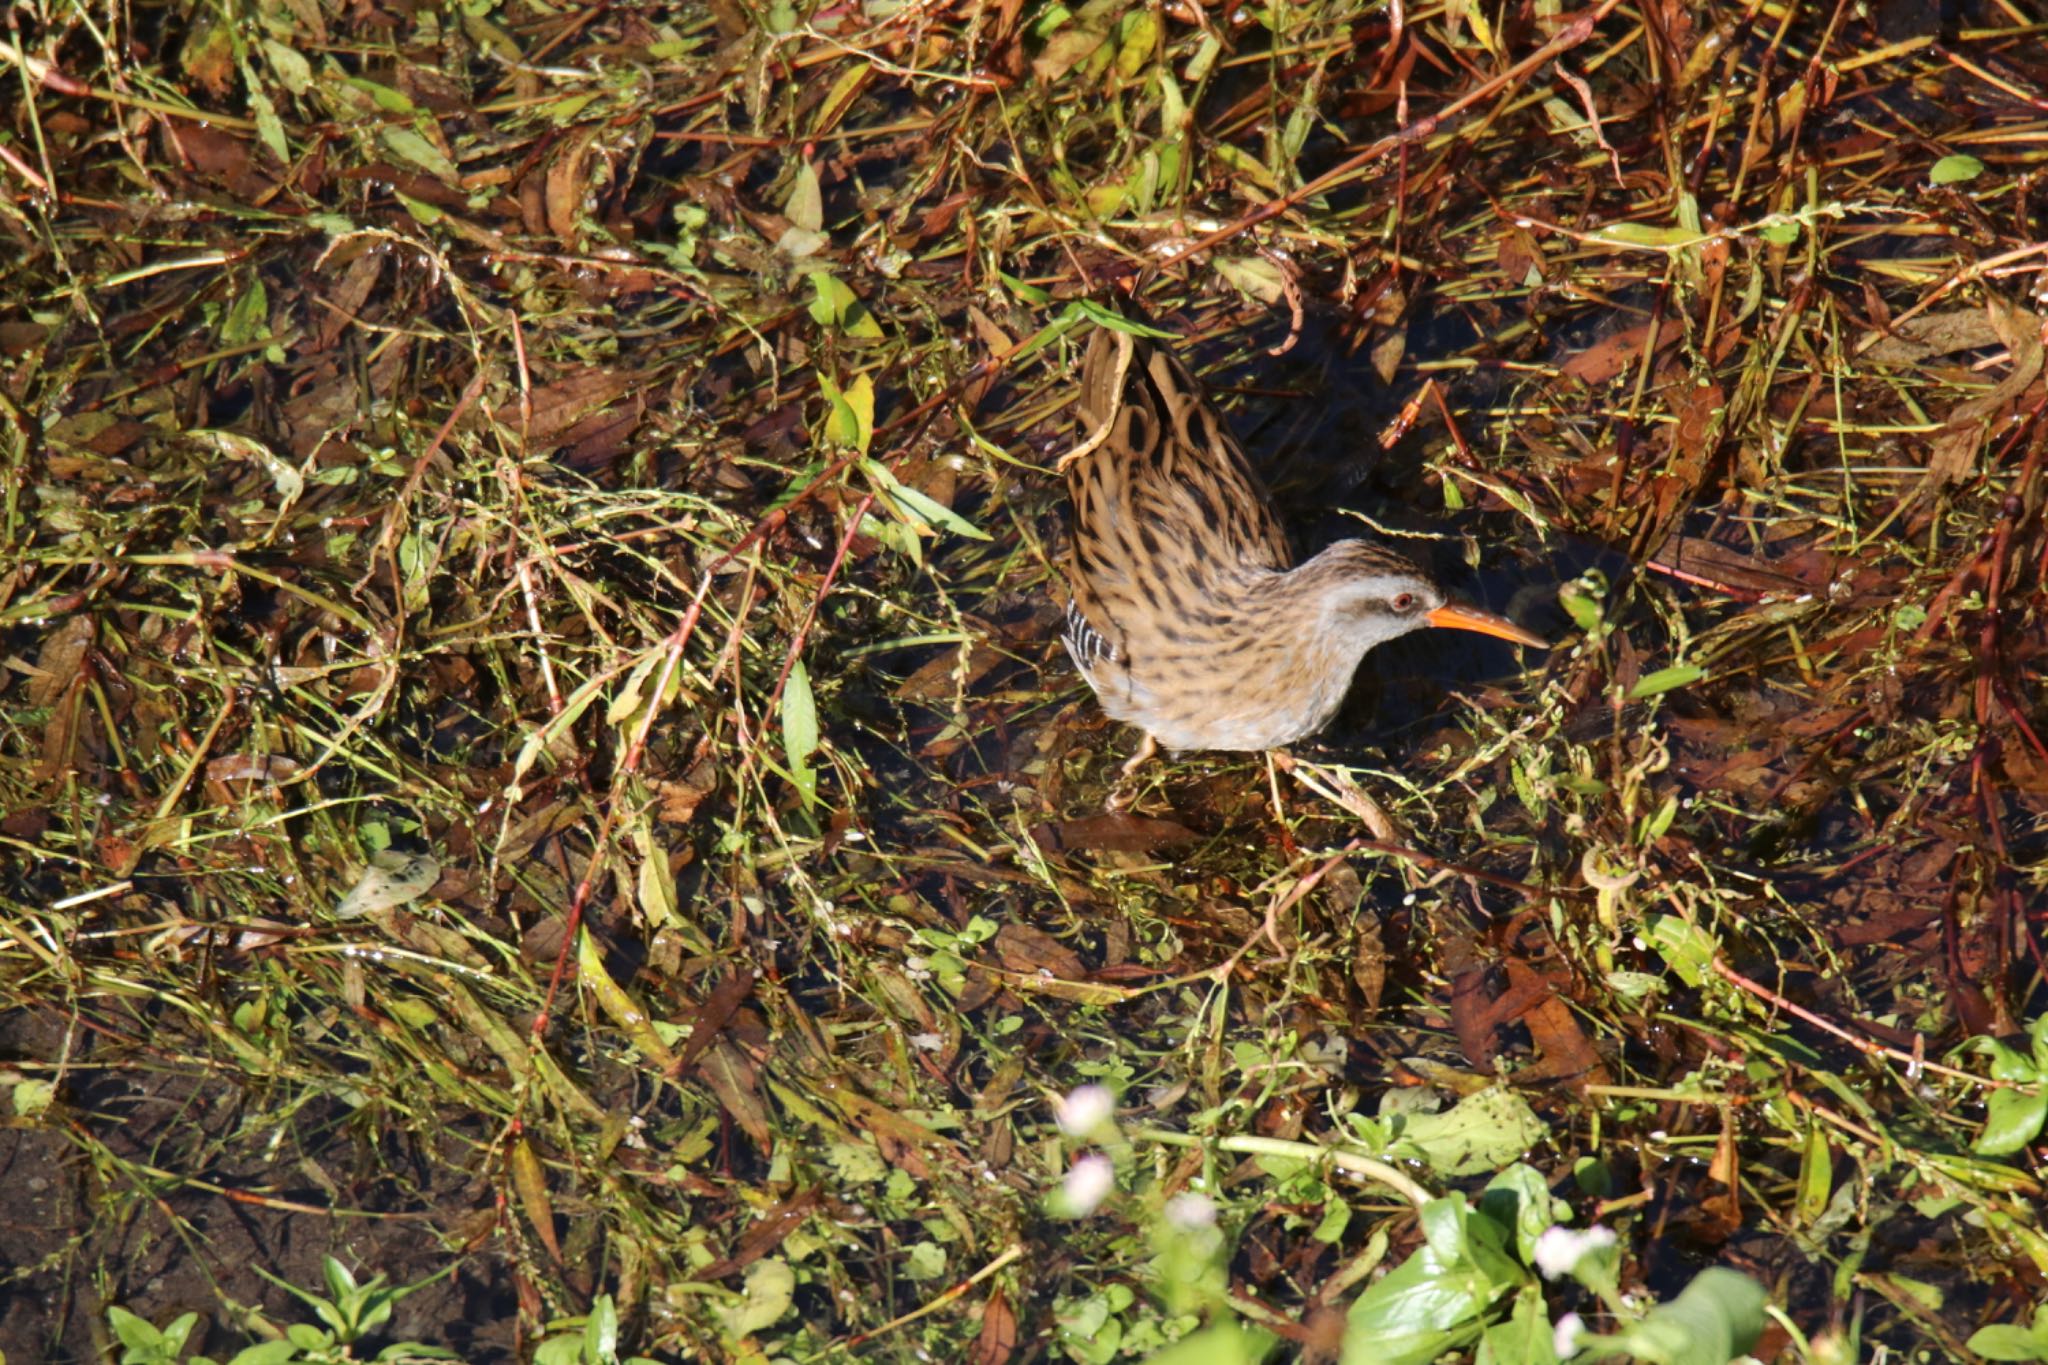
[1103,733,1160,811]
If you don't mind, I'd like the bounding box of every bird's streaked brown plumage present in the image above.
[1057,327,1544,758]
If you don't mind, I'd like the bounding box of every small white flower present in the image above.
[1164,1193,1217,1229]
[1553,1311,1585,1356]
[1054,1084,1116,1137]
[1060,1154,1115,1215]
[1534,1224,1617,1280]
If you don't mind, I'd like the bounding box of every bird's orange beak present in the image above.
[1426,602,1549,648]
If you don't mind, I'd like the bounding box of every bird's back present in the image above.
[1060,329,1308,748]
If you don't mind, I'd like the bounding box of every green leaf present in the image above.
[806,273,883,338]
[1588,222,1708,250]
[10,1076,54,1117]
[248,83,289,162]
[341,75,416,113]
[226,1342,304,1365]
[1930,154,1985,185]
[108,1305,162,1352]
[1341,1197,1517,1365]
[782,659,820,809]
[261,39,314,95]
[999,271,1051,304]
[1629,664,1708,699]
[220,279,269,346]
[1573,1267,1765,1365]
[1478,1164,1561,1264]
[817,372,876,452]
[785,159,823,232]
[586,1293,620,1360]
[1481,1284,1563,1365]
[1974,1087,2048,1157]
[1976,1037,2039,1084]
[718,1258,796,1338]
[382,126,459,182]
[1145,1321,1278,1365]
[1967,1316,2048,1362]
[862,459,990,541]
[532,1337,583,1365]
[1646,913,1717,987]
[1558,584,1603,634]
[1392,1088,1549,1177]
[1795,1123,1833,1222]
[842,373,875,453]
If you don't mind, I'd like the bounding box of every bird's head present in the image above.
[1300,539,1548,655]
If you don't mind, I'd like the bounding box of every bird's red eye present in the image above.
[1392,593,1417,612]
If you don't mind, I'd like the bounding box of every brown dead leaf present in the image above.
[896,641,1003,703]
[656,759,720,824]
[502,368,641,447]
[544,126,605,245]
[29,615,94,708]
[993,921,1088,980]
[700,1039,775,1151]
[315,249,388,351]
[1496,223,1546,288]
[1859,307,2003,364]
[1558,318,1682,386]
[1924,295,2044,489]
[974,1288,1018,1365]
[1031,813,1199,855]
[509,1136,564,1265]
[1032,26,1109,82]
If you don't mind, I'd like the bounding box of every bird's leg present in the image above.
[1104,733,1159,811]
[1265,751,1299,861]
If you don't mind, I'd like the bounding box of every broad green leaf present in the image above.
[1114,9,1159,76]
[220,279,269,346]
[785,159,823,232]
[261,39,314,95]
[1571,1267,1764,1365]
[249,82,288,162]
[1145,1321,1278,1365]
[107,1306,163,1351]
[1930,154,1985,185]
[718,1258,795,1337]
[382,126,458,182]
[1795,1123,1833,1222]
[1481,1284,1563,1365]
[840,373,875,453]
[782,658,819,809]
[863,458,990,540]
[806,273,883,338]
[1478,1164,1561,1264]
[1393,1088,1548,1177]
[1974,1087,2048,1157]
[578,927,678,1068]
[1558,583,1604,634]
[1342,1198,1516,1365]
[1646,913,1717,987]
[1966,1314,2048,1361]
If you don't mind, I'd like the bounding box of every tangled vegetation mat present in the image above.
[2,0,2046,1359]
